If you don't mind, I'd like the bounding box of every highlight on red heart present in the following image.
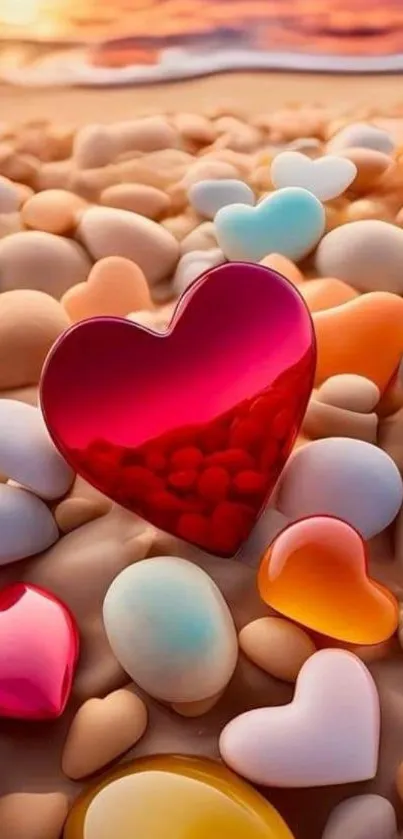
[40,263,316,557]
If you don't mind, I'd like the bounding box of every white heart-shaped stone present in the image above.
[219,648,380,787]
[188,179,255,219]
[271,151,357,201]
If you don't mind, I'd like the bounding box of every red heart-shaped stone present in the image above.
[40,263,316,557]
[0,582,79,720]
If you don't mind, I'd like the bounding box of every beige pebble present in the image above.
[378,407,403,475]
[315,219,403,294]
[239,616,316,682]
[0,144,39,185]
[73,123,118,169]
[0,792,69,839]
[172,248,226,296]
[0,176,20,213]
[22,189,86,234]
[161,212,199,240]
[171,692,222,717]
[0,289,70,388]
[200,148,254,178]
[55,496,110,533]
[62,686,148,780]
[69,165,119,202]
[117,149,193,191]
[173,112,217,147]
[212,117,262,153]
[127,304,174,331]
[181,221,218,254]
[0,231,91,298]
[101,183,170,219]
[344,197,393,223]
[110,116,179,154]
[286,137,323,157]
[317,374,381,412]
[34,160,72,192]
[302,399,378,444]
[339,147,394,194]
[181,159,239,189]
[0,212,22,239]
[14,182,34,206]
[327,121,395,154]
[77,206,179,285]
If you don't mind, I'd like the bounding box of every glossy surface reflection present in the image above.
[258,516,399,644]
[40,263,315,557]
[63,755,295,839]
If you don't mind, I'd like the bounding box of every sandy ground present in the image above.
[2,71,403,124]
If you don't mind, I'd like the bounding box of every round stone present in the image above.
[188,179,255,220]
[239,617,316,683]
[315,220,403,294]
[277,437,403,539]
[327,122,395,155]
[317,375,380,413]
[102,556,238,703]
[0,484,58,565]
[0,231,91,298]
[322,795,397,839]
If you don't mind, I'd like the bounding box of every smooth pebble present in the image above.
[317,374,380,413]
[0,175,20,213]
[100,183,170,219]
[188,179,255,219]
[109,117,179,154]
[180,221,218,254]
[172,248,226,296]
[62,687,148,780]
[327,123,395,155]
[21,189,85,235]
[73,124,118,169]
[239,617,316,683]
[0,792,69,839]
[0,289,70,389]
[315,220,403,294]
[77,206,179,286]
[103,556,238,703]
[0,484,58,564]
[277,437,403,539]
[302,400,378,444]
[0,231,91,298]
[322,795,397,839]
[0,400,73,499]
[339,148,393,193]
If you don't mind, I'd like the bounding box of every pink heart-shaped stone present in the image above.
[0,582,79,720]
[40,263,315,557]
[219,649,380,787]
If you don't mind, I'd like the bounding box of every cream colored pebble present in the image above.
[110,116,180,154]
[0,231,91,298]
[180,221,218,254]
[21,189,86,234]
[0,176,20,213]
[239,617,316,683]
[100,183,170,219]
[317,374,380,413]
[73,123,118,169]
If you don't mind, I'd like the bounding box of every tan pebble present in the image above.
[394,206,403,227]
[396,762,403,802]
[302,400,378,444]
[110,116,179,154]
[128,304,174,332]
[161,212,198,240]
[55,496,110,532]
[212,117,262,153]
[101,183,170,219]
[46,123,75,161]
[181,221,218,254]
[344,197,393,223]
[378,408,403,474]
[171,692,222,717]
[73,123,118,169]
[14,126,53,161]
[324,202,346,231]
[0,289,70,388]
[173,113,217,146]
[340,147,394,194]
[77,206,179,285]
[318,374,381,412]
[62,686,148,779]
[0,144,39,185]
[0,384,38,406]
[69,165,119,202]
[250,166,273,193]
[0,791,69,839]
[200,148,254,178]
[22,189,86,234]
[286,137,323,157]
[352,639,394,664]
[116,154,189,191]
[181,159,238,188]
[0,176,20,213]
[327,121,395,154]
[0,231,91,298]
[62,255,152,320]
[239,616,316,682]
[34,160,72,192]
[14,183,34,206]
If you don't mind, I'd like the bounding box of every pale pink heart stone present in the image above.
[219,648,380,787]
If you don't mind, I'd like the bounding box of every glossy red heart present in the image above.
[0,582,79,720]
[40,263,316,557]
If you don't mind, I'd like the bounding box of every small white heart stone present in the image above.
[188,179,255,219]
[0,399,74,500]
[322,795,397,839]
[271,151,357,202]
[219,648,380,787]
[172,248,226,296]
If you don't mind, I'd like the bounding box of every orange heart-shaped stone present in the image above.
[61,256,152,321]
[313,291,403,392]
[258,516,398,645]
[300,277,358,313]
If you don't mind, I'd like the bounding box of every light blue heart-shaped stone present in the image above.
[214,186,326,263]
